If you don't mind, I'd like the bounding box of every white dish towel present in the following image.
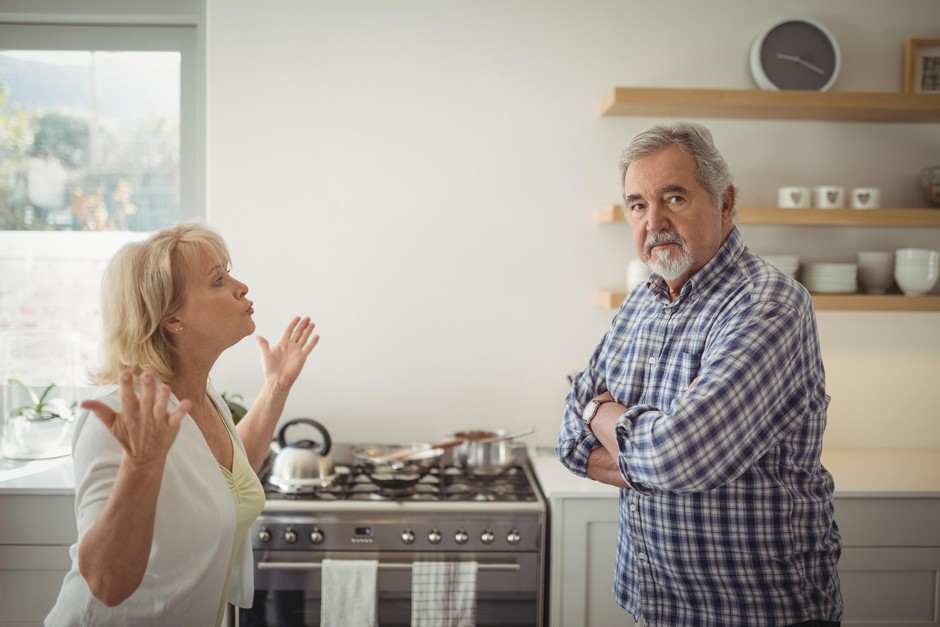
[411,560,478,627]
[320,558,378,627]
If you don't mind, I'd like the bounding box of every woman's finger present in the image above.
[279,316,302,344]
[81,400,118,430]
[139,371,156,417]
[116,370,138,414]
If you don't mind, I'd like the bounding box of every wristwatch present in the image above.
[581,398,614,427]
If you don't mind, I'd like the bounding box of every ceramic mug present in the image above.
[850,187,881,209]
[626,259,650,292]
[778,186,811,208]
[813,186,845,209]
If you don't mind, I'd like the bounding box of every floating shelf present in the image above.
[595,289,940,312]
[597,205,940,227]
[599,87,940,123]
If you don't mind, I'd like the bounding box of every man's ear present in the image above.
[721,185,736,220]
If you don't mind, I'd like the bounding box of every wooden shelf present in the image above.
[595,289,940,312]
[599,87,940,122]
[597,204,940,227]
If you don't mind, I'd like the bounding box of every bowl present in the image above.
[922,166,940,207]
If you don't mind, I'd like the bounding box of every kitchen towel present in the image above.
[320,558,378,627]
[411,560,478,627]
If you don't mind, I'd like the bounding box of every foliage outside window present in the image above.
[0,50,181,232]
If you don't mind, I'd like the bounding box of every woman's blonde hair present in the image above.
[92,223,230,384]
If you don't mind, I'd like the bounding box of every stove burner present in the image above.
[262,461,537,503]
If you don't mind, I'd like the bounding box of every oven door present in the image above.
[238,549,541,627]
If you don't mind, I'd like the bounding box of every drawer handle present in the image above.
[257,561,520,572]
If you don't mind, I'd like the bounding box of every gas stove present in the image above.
[243,442,547,626]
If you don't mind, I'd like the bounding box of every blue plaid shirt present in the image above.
[558,228,843,626]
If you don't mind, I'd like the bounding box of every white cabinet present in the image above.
[0,493,76,626]
[836,497,940,626]
[547,496,639,627]
[535,447,940,626]
[546,492,940,626]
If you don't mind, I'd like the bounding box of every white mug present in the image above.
[626,260,650,292]
[813,186,846,209]
[850,187,881,209]
[778,186,811,208]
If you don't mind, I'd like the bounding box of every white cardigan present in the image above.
[45,383,256,627]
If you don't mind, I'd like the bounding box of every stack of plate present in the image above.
[801,263,858,293]
[762,255,799,278]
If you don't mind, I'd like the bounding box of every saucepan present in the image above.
[353,443,447,492]
[267,418,335,494]
[452,427,535,478]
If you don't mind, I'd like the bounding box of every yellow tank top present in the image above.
[216,428,265,626]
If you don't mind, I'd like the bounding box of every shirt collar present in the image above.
[647,227,745,302]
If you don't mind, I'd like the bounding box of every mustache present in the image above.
[644,232,686,256]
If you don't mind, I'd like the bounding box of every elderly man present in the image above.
[558,122,843,627]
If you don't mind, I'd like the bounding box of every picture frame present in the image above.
[904,38,940,93]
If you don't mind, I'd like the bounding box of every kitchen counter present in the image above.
[3,446,940,498]
[0,456,74,495]
[531,446,940,499]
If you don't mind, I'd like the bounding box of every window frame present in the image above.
[0,18,205,222]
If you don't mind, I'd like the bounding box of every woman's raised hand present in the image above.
[256,316,319,391]
[81,371,190,467]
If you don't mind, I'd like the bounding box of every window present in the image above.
[0,21,201,389]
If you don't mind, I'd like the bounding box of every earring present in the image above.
[177,325,183,332]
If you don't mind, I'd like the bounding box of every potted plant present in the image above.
[1,378,75,459]
[220,391,248,424]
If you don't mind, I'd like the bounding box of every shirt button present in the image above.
[637,552,647,562]
[629,503,638,512]
[648,357,656,364]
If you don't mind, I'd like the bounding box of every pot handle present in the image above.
[276,418,331,456]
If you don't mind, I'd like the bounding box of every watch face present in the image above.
[757,20,838,90]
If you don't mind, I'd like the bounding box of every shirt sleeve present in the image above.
[556,322,615,478]
[70,396,124,540]
[618,296,819,493]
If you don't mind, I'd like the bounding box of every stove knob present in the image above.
[428,529,442,545]
[454,530,469,545]
[506,529,521,545]
[481,530,495,545]
[284,528,298,544]
[257,528,272,544]
[401,529,416,545]
[309,527,324,544]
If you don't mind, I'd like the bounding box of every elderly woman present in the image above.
[46,223,318,626]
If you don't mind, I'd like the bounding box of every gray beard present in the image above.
[645,232,694,280]
[649,249,694,280]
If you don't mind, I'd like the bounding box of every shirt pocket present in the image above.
[669,340,705,391]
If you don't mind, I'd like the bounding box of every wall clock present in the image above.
[750,18,841,91]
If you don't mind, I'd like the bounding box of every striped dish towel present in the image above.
[411,561,478,627]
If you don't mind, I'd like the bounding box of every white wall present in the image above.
[11,0,933,449]
[201,0,940,450]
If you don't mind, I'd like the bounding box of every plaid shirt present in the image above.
[558,228,843,627]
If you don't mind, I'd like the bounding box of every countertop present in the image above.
[530,446,940,499]
[3,447,940,499]
[0,456,75,495]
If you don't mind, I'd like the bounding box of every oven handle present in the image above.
[257,561,521,572]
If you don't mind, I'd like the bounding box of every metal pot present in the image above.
[268,418,334,494]
[453,427,534,477]
[354,444,444,492]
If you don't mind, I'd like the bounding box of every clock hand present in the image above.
[775,52,826,75]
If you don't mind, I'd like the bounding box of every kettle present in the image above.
[267,418,334,494]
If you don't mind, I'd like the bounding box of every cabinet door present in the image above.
[840,547,940,626]
[550,497,639,627]
[0,545,70,626]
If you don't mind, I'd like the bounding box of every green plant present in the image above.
[7,378,72,421]
[220,391,248,424]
